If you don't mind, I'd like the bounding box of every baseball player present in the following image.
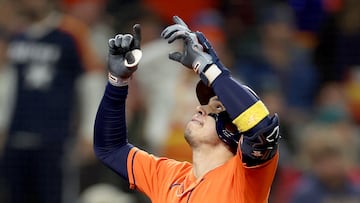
[94,16,280,202]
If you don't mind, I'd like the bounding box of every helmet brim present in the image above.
[196,81,215,105]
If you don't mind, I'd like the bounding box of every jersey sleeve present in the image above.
[234,150,279,203]
[127,147,191,199]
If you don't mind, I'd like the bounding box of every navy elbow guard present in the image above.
[241,114,280,166]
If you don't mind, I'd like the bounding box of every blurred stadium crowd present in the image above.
[0,0,360,202]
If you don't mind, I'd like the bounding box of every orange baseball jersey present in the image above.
[127,147,278,202]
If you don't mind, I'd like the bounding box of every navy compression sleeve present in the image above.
[211,75,272,134]
[94,83,133,180]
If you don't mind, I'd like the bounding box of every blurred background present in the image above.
[0,0,359,202]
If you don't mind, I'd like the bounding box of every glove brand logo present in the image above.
[108,73,119,83]
[193,62,201,73]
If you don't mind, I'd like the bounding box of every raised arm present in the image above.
[161,16,280,166]
[93,24,142,179]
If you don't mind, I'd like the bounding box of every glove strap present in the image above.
[108,73,130,87]
[199,64,222,86]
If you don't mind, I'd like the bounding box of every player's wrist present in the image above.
[199,63,231,86]
[199,64,221,85]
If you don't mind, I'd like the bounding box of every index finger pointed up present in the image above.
[132,24,141,49]
[173,16,189,29]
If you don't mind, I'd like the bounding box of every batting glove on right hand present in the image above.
[161,17,213,71]
[108,24,142,86]
[161,16,229,87]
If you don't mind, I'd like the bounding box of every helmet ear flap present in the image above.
[209,112,241,152]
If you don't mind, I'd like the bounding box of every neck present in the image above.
[191,144,234,179]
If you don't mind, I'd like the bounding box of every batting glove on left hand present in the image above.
[108,24,142,86]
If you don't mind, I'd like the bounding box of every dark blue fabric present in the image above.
[4,22,85,203]
[2,145,63,203]
[234,48,318,113]
[289,0,326,33]
[211,75,273,133]
[8,29,83,145]
[290,174,360,203]
[94,83,133,180]
[212,75,268,122]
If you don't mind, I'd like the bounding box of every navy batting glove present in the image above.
[108,24,142,86]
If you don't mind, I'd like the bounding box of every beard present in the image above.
[184,127,198,148]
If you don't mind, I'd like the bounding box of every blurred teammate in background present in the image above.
[1,0,104,202]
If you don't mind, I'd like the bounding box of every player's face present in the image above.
[184,96,225,148]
